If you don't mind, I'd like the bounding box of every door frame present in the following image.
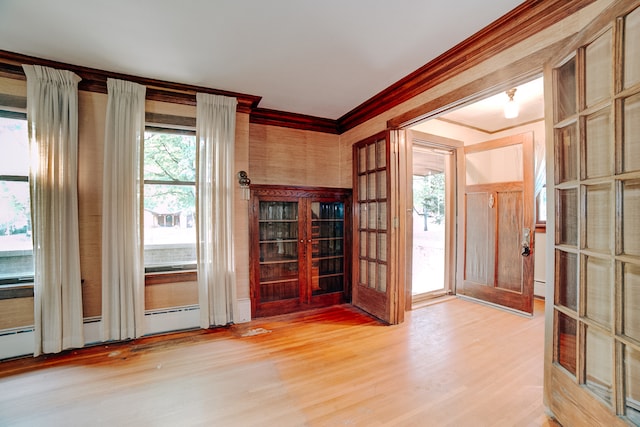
[405,130,462,307]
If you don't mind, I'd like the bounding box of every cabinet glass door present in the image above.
[258,201,299,303]
[310,201,345,296]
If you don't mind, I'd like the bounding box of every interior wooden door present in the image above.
[352,131,404,324]
[545,2,640,425]
[456,133,535,314]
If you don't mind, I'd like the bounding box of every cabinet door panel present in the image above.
[250,186,351,317]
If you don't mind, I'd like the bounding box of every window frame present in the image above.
[0,109,34,292]
[142,124,198,284]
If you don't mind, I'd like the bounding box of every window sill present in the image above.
[0,284,34,300]
[145,271,197,286]
[535,223,546,233]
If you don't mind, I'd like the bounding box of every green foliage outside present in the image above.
[144,131,196,214]
[0,117,30,237]
[413,173,445,231]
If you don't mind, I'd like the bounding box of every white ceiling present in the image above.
[437,76,545,133]
[0,0,525,120]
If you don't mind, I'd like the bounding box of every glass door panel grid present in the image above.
[311,201,345,296]
[258,201,299,303]
[356,138,388,292]
[552,9,640,420]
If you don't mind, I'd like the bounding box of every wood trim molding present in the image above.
[249,184,351,198]
[339,0,597,133]
[145,271,197,286]
[250,108,339,134]
[0,285,34,300]
[387,36,572,129]
[0,50,261,114]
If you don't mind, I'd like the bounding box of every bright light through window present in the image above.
[143,129,196,273]
[0,115,33,283]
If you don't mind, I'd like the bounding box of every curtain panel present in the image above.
[196,93,237,328]
[102,78,146,341]
[22,64,84,356]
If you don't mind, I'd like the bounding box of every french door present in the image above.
[545,1,640,425]
[352,130,406,324]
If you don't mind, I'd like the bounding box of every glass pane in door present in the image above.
[585,326,613,404]
[556,188,578,246]
[556,250,577,311]
[584,184,612,252]
[626,346,640,424]
[310,201,345,296]
[412,145,449,296]
[623,262,640,342]
[624,7,640,89]
[623,93,640,173]
[555,124,578,183]
[258,201,299,303]
[622,180,640,257]
[584,110,612,179]
[556,58,576,122]
[556,311,577,376]
[584,255,612,327]
[585,30,612,108]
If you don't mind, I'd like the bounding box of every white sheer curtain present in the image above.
[22,64,84,356]
[534,139,546,199]
[196,93,237,328]
[102,78,146,341]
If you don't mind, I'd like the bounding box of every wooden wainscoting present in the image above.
[0,298,556,426]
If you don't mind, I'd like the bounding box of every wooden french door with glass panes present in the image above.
[352,131,404,324]
[545,1,640,425]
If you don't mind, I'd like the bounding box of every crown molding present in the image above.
[337,0,597,133]
[0,50,261,114]
[250,108,339,134]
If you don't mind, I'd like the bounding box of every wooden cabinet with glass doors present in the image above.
[249,185,351,317]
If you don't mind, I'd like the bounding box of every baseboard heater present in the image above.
[143,304,200,336]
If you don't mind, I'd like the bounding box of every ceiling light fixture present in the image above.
[504,88,519,119]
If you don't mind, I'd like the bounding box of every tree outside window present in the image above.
[143,129,196,273]
[413,173,445,231]
[0,114,33,284]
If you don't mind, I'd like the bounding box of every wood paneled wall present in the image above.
[249,123,341,188]
[77,90,106,317]
[0,297,33,330]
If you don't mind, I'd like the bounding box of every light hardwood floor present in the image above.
[0,298,558,426]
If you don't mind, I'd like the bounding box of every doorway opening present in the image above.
[406,75,545,312]
[411,142,455,301]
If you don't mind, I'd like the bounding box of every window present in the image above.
[143,127,196,274]
[0,112,33,285]
[536,185,547,231]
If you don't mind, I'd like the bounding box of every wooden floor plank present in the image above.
[0,298,558,426]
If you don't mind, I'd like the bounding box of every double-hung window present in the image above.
[0,112,33,285]
[143,127,196,274]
